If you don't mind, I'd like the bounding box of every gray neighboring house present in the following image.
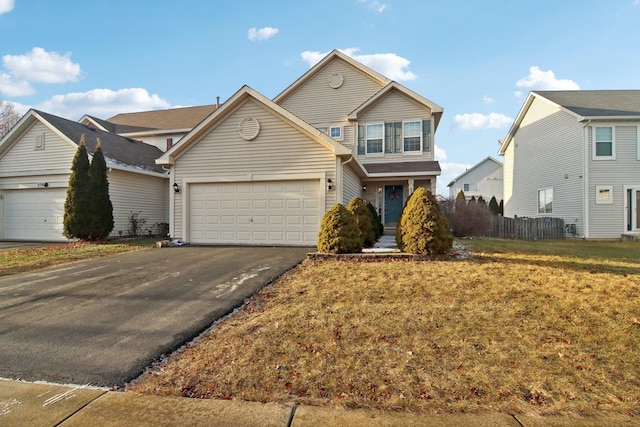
[0,109,168,241]
[447,156,503,201]
[499,90,640,239]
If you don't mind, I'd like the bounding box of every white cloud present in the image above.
[247,27,279,41]
[483,94,495,105]
[0,0,14,14]
[37,88,170,119]
[515,66,580,96]
[358,0,387,12]
[434,144,447,161]
[0,72,34,96]
[451,113,513,131]
[301,48,416,81]
[3,47,81,84]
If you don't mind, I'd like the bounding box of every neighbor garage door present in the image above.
[3,188,67,241]
[189,180,321,246]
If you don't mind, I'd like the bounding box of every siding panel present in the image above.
[342,164,362,205]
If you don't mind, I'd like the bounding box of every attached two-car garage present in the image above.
[188,180,321,246]
[1,188,67,241]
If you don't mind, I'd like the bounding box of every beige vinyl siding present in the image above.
[0,121,75,176]
[278,58,383,125]
[587,125,640,238]
[130,132,187,152]
[342,164,362,205]
[108,170,168,237]
[357,90,433,163]
[172,98,337,238]
[449,160,503,201]
[504,97,585,235]
[502,144,514,212]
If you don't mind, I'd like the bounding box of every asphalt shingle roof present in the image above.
[364,161,441,174]
[107,104,218,131]
[36,110,166,175]
[536,90,640,117]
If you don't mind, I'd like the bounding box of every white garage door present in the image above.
[3,188,67,241]
[189,180,321,246]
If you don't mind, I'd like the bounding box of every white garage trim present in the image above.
[182,174,326,246]
[2,188,68,241]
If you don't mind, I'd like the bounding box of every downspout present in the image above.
[582,119,591,238]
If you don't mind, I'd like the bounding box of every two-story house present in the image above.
[447,156,503,202]
[499,90,640,239]
[157,50,444,246]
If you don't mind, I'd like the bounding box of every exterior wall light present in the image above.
[363,185,367,192]
[173,182,180,193]
[327,178,333,191]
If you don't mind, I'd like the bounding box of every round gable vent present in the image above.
[238,116,260,141]
[328,72,344,89]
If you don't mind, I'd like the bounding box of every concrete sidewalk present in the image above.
[2,380,639,426]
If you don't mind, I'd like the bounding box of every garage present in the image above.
[189,180,321,246]
[2,188,67,241]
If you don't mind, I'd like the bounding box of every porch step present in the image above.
[383,227,396,236]
[622,232,640,241]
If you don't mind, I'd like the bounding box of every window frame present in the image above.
[463,183,476,192]
[537,187,554,214]
[329,125,342,141]
[402,119,422,153]
[595,185,613,204]
[365,122,384,155]
[593,126,615,160]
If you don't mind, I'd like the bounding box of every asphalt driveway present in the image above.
[0,246,310,387]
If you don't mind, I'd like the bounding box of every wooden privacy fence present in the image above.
[484,216,566,240]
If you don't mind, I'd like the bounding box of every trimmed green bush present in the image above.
[489,196,500,216]
[346,197,375,247]
[64,137,92,240]
[366,201,383,239]
[88,140,114,240]
[395,194,412,251]
[317,203,363,254]
[398,187,453,256]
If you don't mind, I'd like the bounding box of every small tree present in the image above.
[88,140,114,240]
[499,200,504,216]
[0,99,20,138]
[366,201,383,239]
[64,137,92,239]
[346,197,375,247]
[398,187,453,256]
[317,204,362,254]
[477,195,486,207]
[469,195,477,205]
[489,196,500,216]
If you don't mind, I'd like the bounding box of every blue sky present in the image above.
[1,0,640,195]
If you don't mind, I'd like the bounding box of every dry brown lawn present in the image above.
[128,240,640,416]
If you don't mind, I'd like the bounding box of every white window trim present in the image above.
[365,122,384,156]
[329,125,343,141]
[537,187,553,214]
[595,185,613,204]
[402,119,422,153]
[592,125,616,160]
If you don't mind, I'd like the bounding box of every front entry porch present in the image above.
[361,178,435,228]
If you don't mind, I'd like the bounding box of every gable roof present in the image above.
[157,85,352,166]
[273,50,391,105]
[499,90,640,155]
[107,104,219,132]
[80,114,152,134]
[347,82,444,130]
[535,90,640,118]
[447,156,502,187]
[0,109,166,176]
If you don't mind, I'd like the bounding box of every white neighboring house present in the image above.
[447,156,503,202]
[499,90,640,239]
[0,110,168,241]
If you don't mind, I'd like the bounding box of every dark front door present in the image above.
[384,185,404,226]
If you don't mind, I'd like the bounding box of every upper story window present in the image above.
[403,120,421,152]
[463,183,476,192]
[538,187,553,214]
[594,126,615,160]
[366,123,383,154]
[330,126,342,140]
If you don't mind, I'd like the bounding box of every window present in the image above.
[403,120,422,152]
[329,126,342,140]
[366,123,383,154]
[594,126,615,159]
[463,183,476,192]
[596,185,613,204]
[538,188,553,214]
